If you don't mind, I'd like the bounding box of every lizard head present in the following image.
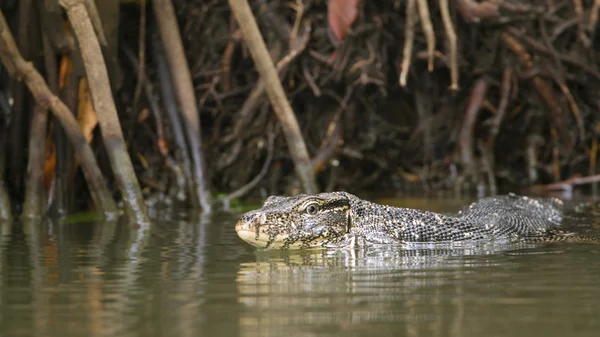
[235,192,354,249]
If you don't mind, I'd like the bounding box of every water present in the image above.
[0,198,599,337]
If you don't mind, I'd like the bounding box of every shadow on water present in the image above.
[0,199,599,337]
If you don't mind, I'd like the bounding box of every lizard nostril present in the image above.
[235,213,262,233]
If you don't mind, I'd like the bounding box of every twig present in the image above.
[502,33,567,158]
[399,0,416,86]
[164,157,187,201]
[591,0,600,36]
[123,45,167,156]
[289,0,304,42]
[439,0,459,90]
[507,27,600,82]
[221,29,242,92]
[59,0,149,224]
[256,0,292,43]
[550,17,579,42]
[41,0,76,52]
[217,141,242,171]
[277,23,312,68]
[477,139,496,194]
[490,67,511,141]
[221,123,275,206]
[309,49,334,66]
[349,42,375,73]
[526,135,543,183]
[83,0,107,45]
[220,25,313,144]
[572,0,591,47]
[132,0,147,114]
[150,24,196,205]
[530,174,600,192]
[458,78,488,171]
[0,10,117,218]
[483,67,512,194]
[416,0,435,71]
[552,129,560,181]
[538,19,585,143]
[414,89,432,162]
[302,59,321,97]
[311,88,352,173]
[229,0,318,193]
[153,0,213,212]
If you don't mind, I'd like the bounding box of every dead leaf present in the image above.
[157,138,169,156]
[137,108,149,123]
[327,0,361,43]
[58,55,72,90]
[77,78,98,144]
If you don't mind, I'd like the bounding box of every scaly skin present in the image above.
[235,192,595,249]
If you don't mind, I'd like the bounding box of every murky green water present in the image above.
[0,198,600,337]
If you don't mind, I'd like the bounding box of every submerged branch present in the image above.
[0,182,10,222]
[153,0,213,212]
[59,0,150,225]
[0,127,10,221]
[21,105,48,220]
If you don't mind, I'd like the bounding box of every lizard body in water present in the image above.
[235,192,599,249]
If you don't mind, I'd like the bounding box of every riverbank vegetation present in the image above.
[1,0,599,221]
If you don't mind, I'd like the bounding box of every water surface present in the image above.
[0,198,599,337]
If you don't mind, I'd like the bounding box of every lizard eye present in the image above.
[305,203,320,215]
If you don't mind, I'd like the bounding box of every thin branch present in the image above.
[132,0,147,114]
[572,0,591,47]
[440,0,459,90]
[458,78,488,169]
[221,124,275,206]
[224,24,311,143]
[416,0,435,72]
[83,0,107,45]
[399,0,416,86]
[229,0,317,193]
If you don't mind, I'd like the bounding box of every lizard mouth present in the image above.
[234,213,332,249]
[235,222,291,249]
[235,214,272,248]
[235,229,271,248]
[235,219,309,249]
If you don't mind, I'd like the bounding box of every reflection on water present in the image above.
[237,245,600,337]
[0,201,599,337]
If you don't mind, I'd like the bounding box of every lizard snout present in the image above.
[235,212,266,233]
